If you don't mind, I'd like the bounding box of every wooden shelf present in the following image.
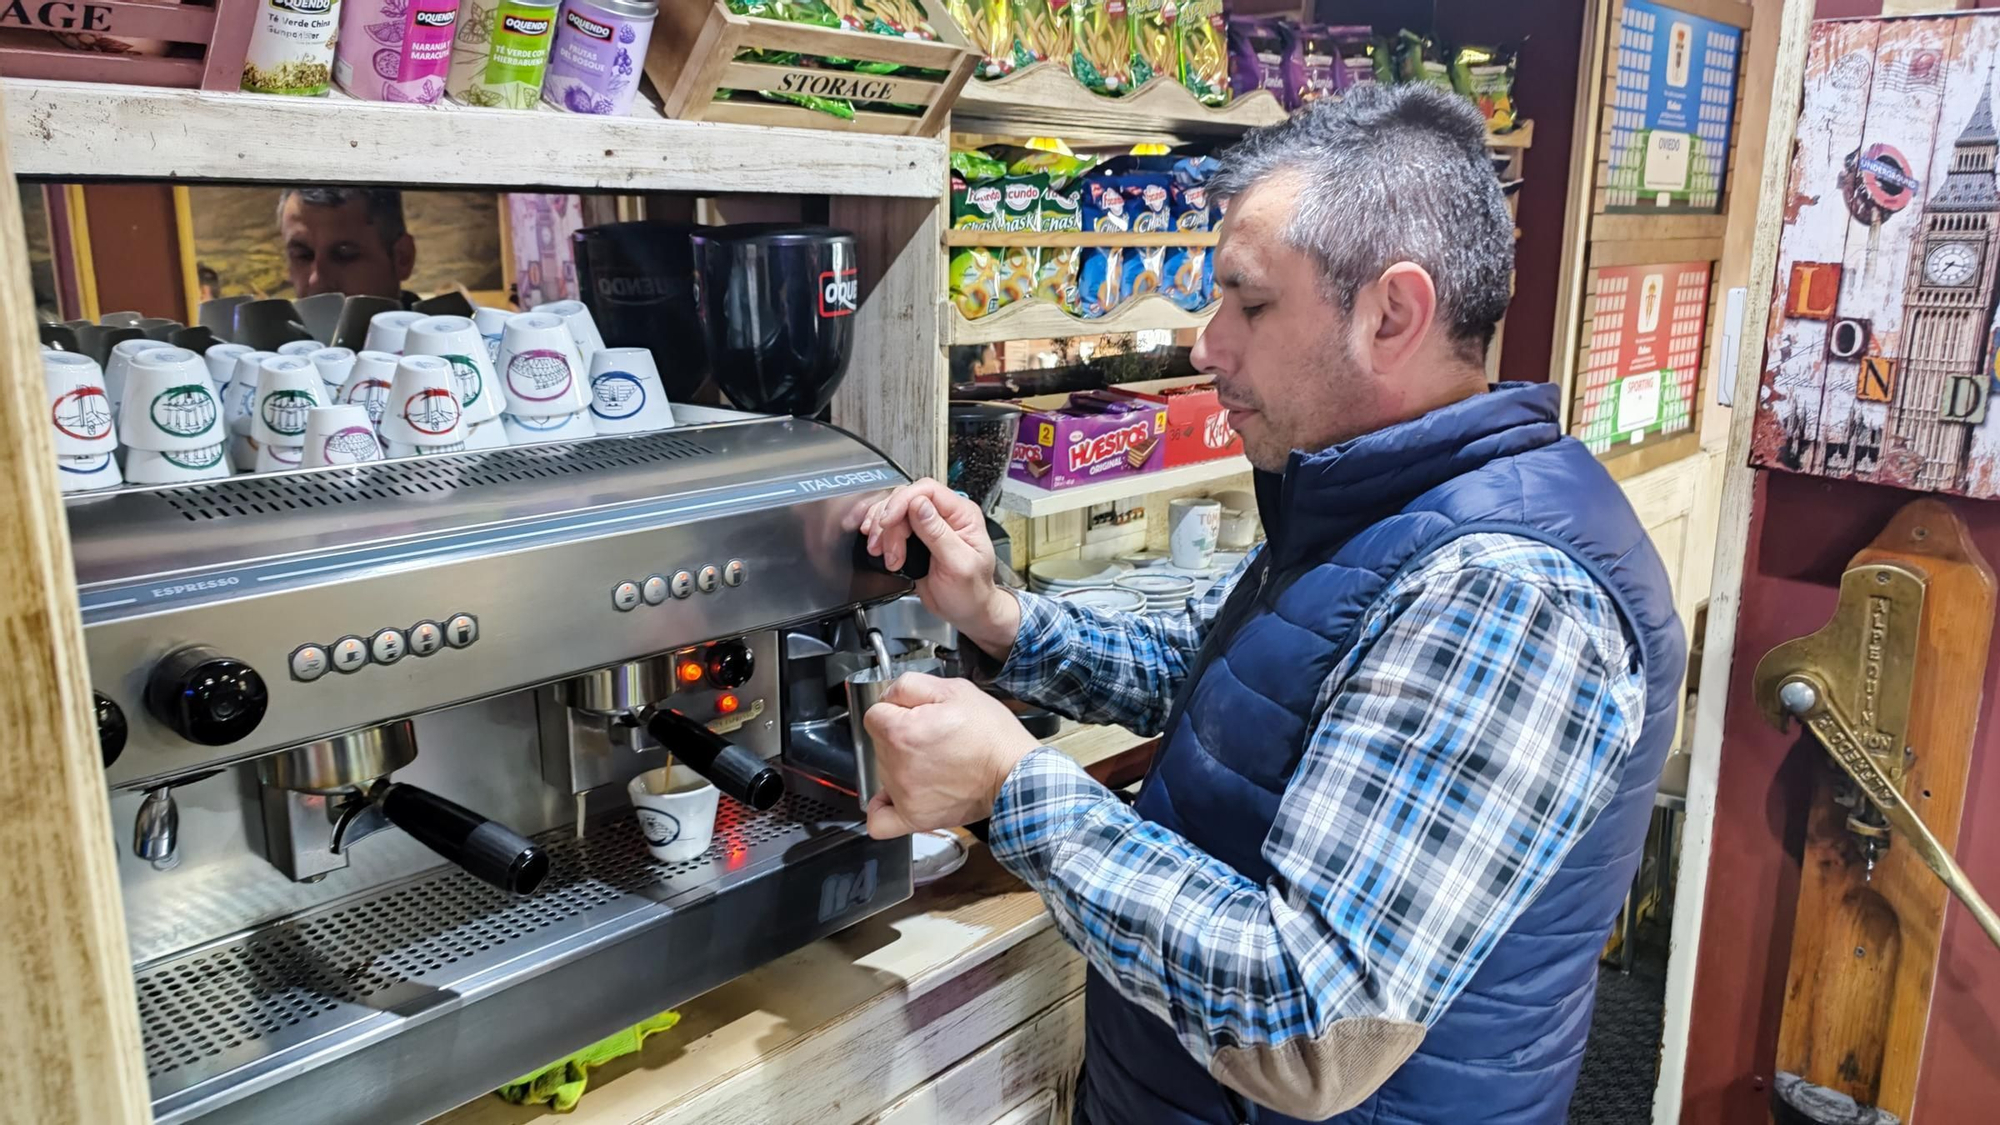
[949,292,1214,344]
[945,230,1221,248]
[952,65,1287,144]
[1486,120,1535,149]
[997,454,1251,517]
[2,78,945,197]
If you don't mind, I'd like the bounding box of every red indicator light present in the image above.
[717,693,740,714]
[678,661,704,683]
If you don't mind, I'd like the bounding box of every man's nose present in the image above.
[1191,323,1224,374]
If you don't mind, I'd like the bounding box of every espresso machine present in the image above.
[69,413,925,1124]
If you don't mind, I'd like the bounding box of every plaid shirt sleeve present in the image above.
[986,535,1647,1067]
[986,556,1249,735]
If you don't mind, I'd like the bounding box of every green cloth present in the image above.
[495,1010,681,1112]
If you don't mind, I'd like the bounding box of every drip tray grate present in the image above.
[135,792,849,1086]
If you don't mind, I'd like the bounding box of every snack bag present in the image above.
[1127,0,1176,86]
[1371,33,1396,83]
[999,173,1046,233]
[1177,0,1227,107]
[1161,245,1209,310]
[1121,173,1172,233]
[951,171,1005,229]
[1010,0,1070,68]
[1329,25,1376,91]
[1035,178,1083,311]
[952,148,1008,183]
[1072,0,1134,96]
[1004,148,1097,186]
[947,0,1017,78]
[996,246,1039,308]
[1396,29,1453,92]
[1083,176,1132,233]
[1077,178,1130,318]
[1451,43,1519,131]
[1227,15,1294,107]
[949,248,1001,319]
[1297,24,1336,103]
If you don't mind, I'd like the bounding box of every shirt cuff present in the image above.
[987,590,1069,694]
[988,747,1109,886]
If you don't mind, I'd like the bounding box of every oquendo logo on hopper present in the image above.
[819,268,858,318]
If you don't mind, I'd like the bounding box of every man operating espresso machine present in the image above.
[63,223,963,1125]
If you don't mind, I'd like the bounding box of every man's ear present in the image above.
[393,233,416,284]
[1366,262,1437,375]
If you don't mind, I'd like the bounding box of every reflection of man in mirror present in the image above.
[278,187,418,303]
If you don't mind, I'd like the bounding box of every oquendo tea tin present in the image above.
[542,0,657,116]
[449,0,562,109]
[334,0,459,103]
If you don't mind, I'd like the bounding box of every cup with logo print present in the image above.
[338,350,400,429]
[379,355,467,447]
[226,350,276,437]
[531,299,605,365]
[254,441,308,472]
[301,405,386,468]
[120,348,224,453]
[204,342,254,390]
[497,312,589,416]
[464,418,511,450]
[43,351,118,455]
[251,355,329,448]
[309,347,357,401]
[585,347,676,434]
[57,451,124,493]
[473,306,511,363]
[502,408,596,445]
[104,338,177,422]
[277,340,322,359]
[403,315,501,425]
[126,442,232,485]
[384,439,469,458]
[364,310,426,355]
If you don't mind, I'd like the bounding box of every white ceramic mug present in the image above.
[277,340,322,358]
[103,338,177,421]
[1168,497,1222,570]
[497,312,589,417]
[587,347,677,434]
[301,405,383,467]
[531,298,605,365]
[203,342,254,389]
[379,355,466,447]
[251,356,327,446]
[126,442,231,484]
[226,350,275,436]
[463,418,512,450]
[363,309,425,355]
[42,351,117,454]
[472,306,511,363]
[502,409,596,445]
[337,351,400,427]
[120,348,224,453]
[404,315,502,425]
[56,451,124,493]
[627,764,720,864]
[308,346,357,400]
[253,441,306,472]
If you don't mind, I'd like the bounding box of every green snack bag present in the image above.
[1451,43,1519,131]
[947,0,1017,78]
[1034,178,1082,311]
[1127,0,1175,87]
[952,174,1005,229]
[953,149,1010,182]
[949,248,1001,320]
[1011,0,1071,69]
[1071,0,1133,95]
[999,173,1047,233]
[1395,29,1453,91]
[1177,0,1227,107]
[1371,34,1396,84]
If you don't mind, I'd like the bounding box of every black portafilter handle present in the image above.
[644,708,785,811]
[378,783,550,895]
[853,530,931,581]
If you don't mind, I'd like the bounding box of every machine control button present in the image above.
[706,639,755,689]
[289,644,330,682]
[445,614,478,648]
[95,692,127,768]
[370,628,407,665]
[144,646,270,746]
[409,621,443,656]
[670,570,695,599]
[642,575,669,605]
[723,559,746,587]
[331,636,369,674]
[697,565,721,594]
[612,581,642,612]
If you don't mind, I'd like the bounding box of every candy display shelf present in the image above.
[996,454,1251,518]
[1,78,945,197]
[949,292,1215,346]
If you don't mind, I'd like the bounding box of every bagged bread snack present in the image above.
[1071,0,1134,95]
[1177,0,1228,107]
[1127,0,1176,87]
[1009,0,1069,68]
[946,0,1017,78]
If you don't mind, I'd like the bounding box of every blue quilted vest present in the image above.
[1076,383,1686,1125]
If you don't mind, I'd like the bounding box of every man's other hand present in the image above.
[859,479,1022,657]
[861,673,1040,839]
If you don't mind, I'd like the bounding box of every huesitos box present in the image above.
[1009,394,1167,491]
[1107,381,1243,466]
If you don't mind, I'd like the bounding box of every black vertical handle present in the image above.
[644,708,785,811]
[854,532,931,580]
[379,783,550,894]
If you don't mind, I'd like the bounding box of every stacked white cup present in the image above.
[225,349,277,471]
[364,310,425,355]
[309,347,358,402]
[472,306,511,364]
[44,351,122,492]
[497,312,595,446]
[336,351,400,431]
[301,405,384,468]
[104,338,177,424]
[379,355,468,458]
[587,347,677,435]
[250,355,327,471]
[404,316,508,452]
[121,347,230,484]
[530,299,605,367]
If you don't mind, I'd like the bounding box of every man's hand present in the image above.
[861,672,1041,839]
[859,479,1022,657]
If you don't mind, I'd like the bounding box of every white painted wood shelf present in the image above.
[952,66,1286,144]
[2,78,945,197]
[997,454,1251,517]
[950,292,1215,345]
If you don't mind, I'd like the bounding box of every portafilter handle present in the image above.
[377,783,550,895]
[642,708,784,811]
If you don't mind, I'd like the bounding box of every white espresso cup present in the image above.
[277,340,322,358]
[120,348,224,453]
[531,298,605,365]
[627,764,720,864]
[463,417,511,450]
[226,350,276,436]
[301,405,385,467]
[383,439,468,458]
[126,442,231,484]
[251,355,328,446]
[502,409,596,446]
[104,338,177,422]
[379,355,466,447]
[203,342,254,389]
[253,441,306,472]
[404,315,502,425]
[363,309,425,355]
[43,351,118,454]
[497,312,589,417]
[1168,497,1223,570]
[472,306,511,363]
[337,350,400,428]
[56,451,124,493]
[587,347,677,434]
[308,346,357,400]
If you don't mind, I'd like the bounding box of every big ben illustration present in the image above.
[1887,86,2000,492]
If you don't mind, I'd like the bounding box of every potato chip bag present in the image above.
[1071,0,1133,96]
[950,248,1001,319]
[1121,246,1164,302]
[996,246,1038,308]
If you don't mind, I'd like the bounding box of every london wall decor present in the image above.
[1754,13,2000,499]
[1604,0,1743,214]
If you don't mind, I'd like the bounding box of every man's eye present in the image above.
[286,247,312,262]
[1241,303,1265,319]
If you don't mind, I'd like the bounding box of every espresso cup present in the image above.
[531,299,605,365]
[308,346,357,400]
[463,418,511,450]
[251,356,328,446]
[43,351,118,454]
[472,306,511,363]
[501,409,596,446]
[404,315,501,425]
[204,342,254,389]
[277,340,322,358]
[587,347,677,434]
[56,452,123,493]
[253,441,306,472]
[378,355,466,446]
[126,443,231,484]
[226,350,276,436]
[301,405,385,468]
[384,439,468,458]
[104,338,177,421]
[497,312,589,417]
[337,350,400,427]
[120,348,224,453]
[626,765,720,864]
[363,309,426,355]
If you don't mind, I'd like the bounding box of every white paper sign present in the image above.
[1643,130,1693,192]
[1616,370,1664,435]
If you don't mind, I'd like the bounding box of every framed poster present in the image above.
[1752,15,2000,498]
[1605,0,1743,213]
[1573,260,1712,454]
[503,193,583,308]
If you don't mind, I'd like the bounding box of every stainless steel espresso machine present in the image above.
[68,413,927,1124]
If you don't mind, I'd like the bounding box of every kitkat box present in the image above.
[1108,381,1243,466]
[1009,393,1167,491]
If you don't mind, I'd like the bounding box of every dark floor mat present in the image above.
[1569,923,1670,1124]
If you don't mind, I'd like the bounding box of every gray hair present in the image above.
[277,187,408,251]
[1212,83,1514,361]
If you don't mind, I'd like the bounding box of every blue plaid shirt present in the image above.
[986,534,1646,1069]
